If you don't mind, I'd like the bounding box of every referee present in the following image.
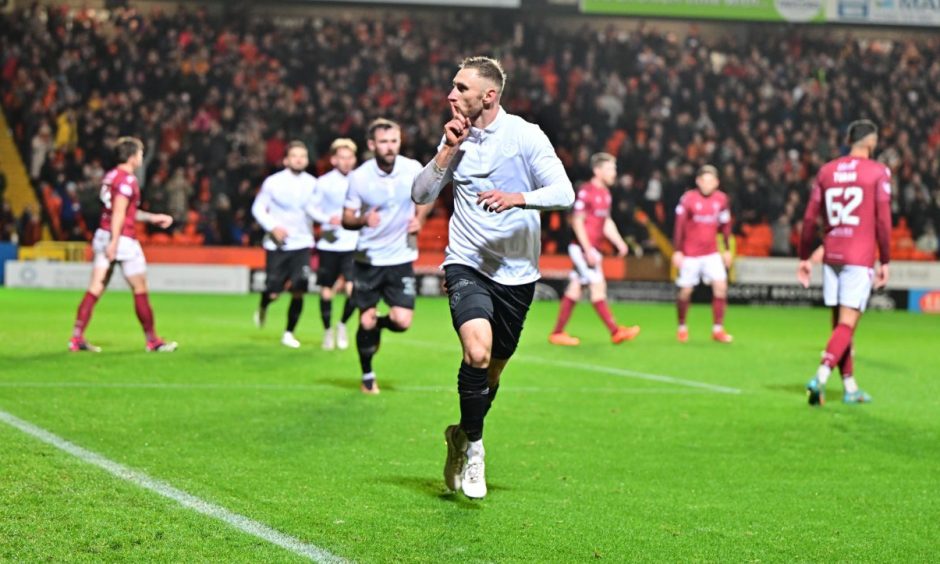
[251,141,332,348]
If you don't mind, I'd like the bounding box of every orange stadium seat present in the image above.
[418,217,449,252]
[149,232,172,245]
[737,223,772,257]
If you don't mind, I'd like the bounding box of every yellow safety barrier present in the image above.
[0,107,51,240]
[18,241,89,262]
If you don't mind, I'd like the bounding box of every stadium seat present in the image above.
[418,217,449,252]
[149,232,172,245]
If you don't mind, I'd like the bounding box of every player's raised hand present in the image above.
[477,190,525,214]
[152,213,173,229]
[364,208,381,228]
[874,263,890,289]
[444,103,470,147]
[671,251,685,270]
[797,259,812,288]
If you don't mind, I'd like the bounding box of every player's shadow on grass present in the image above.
[7,348,145,364]
[381,475,505,509]
[314,377,414,395]
[316,377,387,393]
[763,384,932,459]
[853,357,906,373]
[763,383,811,396]
[832,410,934,460]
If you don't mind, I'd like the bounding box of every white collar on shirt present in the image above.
[370,156,402,177]
[469,106,507,141]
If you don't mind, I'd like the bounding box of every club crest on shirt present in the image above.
[500,141,519,158]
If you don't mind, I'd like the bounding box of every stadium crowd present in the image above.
[1,4,938,259]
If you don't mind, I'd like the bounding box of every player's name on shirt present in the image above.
[805,156,892,268]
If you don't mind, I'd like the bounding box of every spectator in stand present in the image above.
[771,214,793,257]
[17,204,42,246]
[165,168,194,229]
[0,4,937,258]
[916,223,938,257]
[29,123,53,181]
[1,200,17,242]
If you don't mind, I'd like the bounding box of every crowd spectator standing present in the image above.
[1,4,938,259]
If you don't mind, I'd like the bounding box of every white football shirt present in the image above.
[345,156,423,266]
[314,169,358,253]
[413,107,574,285]
[251,168,326,251]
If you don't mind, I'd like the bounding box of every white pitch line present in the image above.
[0,381,713,395]
[517,356,742,395]
[397,339,742,395]
[0,408,345,564]
[400,385,714,395]
[0,381,329,392]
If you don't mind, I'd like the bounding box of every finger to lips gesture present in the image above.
[444,103,470,147]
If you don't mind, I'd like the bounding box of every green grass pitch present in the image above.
[1,288,938,562]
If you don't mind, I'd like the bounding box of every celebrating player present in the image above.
[672,164,733,344]
[412,56,575,499]
[252,141,331,348]
[315,138,359,350]
[342,119,428,394]
[798,119,891,405]
[68,137,177,353]
[549,152,640,346]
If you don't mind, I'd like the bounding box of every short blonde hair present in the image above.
[367,118,400,140]
[460,56,506,94]
[330,138,357,155]
[590,152,616,169]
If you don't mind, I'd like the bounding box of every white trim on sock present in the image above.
[843,376,859,394]
[466,439,484,457]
